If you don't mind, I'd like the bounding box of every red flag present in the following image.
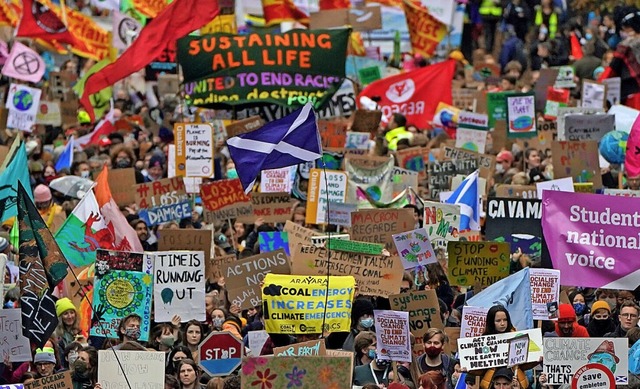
[570,33,583,60]
[76,110,116,148]
[319,0,350,10]
[358,59,456,128]
[79,0,220,121]
[625,114,640,178]
[16,0,85,49]
[261,0,309,26]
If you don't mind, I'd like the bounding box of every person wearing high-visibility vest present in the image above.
[533,0,560,40]
[479,0,502,53]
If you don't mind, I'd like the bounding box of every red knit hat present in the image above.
[558,303,576,322]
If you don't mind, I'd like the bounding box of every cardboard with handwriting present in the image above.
[351,208,415,251]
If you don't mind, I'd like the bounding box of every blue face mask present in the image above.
[367,349,376,359]
[360,318,374,329]
[227,168,238,179]
[573,302,586,315]
[585,33,593,40]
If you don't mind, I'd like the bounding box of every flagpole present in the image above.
[60,0,69,30]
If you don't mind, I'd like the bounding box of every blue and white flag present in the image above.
[444,170,480,230]
[467,267,533,331]
[227,103,322,193]
[54,136,74,172]
[0,142,33,222]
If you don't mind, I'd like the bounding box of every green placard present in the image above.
[487,91,514,129]
[358,66,381,86]
[327,239,384,255]
[177,29,351,109]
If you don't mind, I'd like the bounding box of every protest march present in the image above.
[5,0,640,388]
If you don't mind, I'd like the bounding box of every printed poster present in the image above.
[174,123,214,178]
[529,269,560,320]
[5,83,41,131]
[374,310,412,363]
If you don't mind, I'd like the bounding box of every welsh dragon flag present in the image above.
[55,166,143,267]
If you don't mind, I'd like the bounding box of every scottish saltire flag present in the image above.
[467,267,533,331]
[444,170,480,231]
[227,103,322,193]
[54,136,74,171]
[0,142,33,222]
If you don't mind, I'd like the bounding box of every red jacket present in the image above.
[555,321,590,337]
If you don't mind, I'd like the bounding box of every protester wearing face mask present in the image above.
[569,291,590,325]
[151,323,178,353]
[71,161,92,179]
[110,145,137,170]
[115,314,142,349]
[587,301,617,337]
[339,298,375,352]
[354,331,377,367]
[415,329,452,384]
[71,347,98,389]
[352,348,392,388]
[33,184,66,233]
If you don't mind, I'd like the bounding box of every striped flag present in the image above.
[227,103,322,193]
[54,136,74,171]
[443,170,480,231]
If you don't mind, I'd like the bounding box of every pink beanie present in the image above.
[34,184,52,203]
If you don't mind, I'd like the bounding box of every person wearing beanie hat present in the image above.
[34,347,58,378]
[554,303,590,337]
[33,184,66,233]
[54,298,83,350]
[587,300,617,337]
[340,298,375,352]
[222,316,243,340]
[0,236,10,254]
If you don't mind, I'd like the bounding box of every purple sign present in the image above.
[542,190,640,289]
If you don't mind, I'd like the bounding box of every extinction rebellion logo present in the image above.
[385,79,415,104]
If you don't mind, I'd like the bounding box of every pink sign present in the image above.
[542,190,640,289]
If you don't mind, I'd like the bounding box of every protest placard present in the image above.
[263,273,354,334]
[392,167,420,197]
[529,269,560,320]
[444,327,461,356]
[224,116,265,137]
[374,310,411,362]
[350,110,383,133]
[559,114,614,142]
[345,131,371,149]
[206,254,235,282]
[106,168,136,207]
[396,146,427,179]
[241,356,352,389]
[238,192,295,224]
[24,371,72,389]
[351,208,416,251]
[318,119,348,148]
[603,189,640,197]
[311,234,350,248]
[274,339,327,357]
[153,251,205,322]
[344,156,395,206]
[423,201,461,250]
[543,338,628,385]
[603,77,621,106]
[508,335,530,368]
[556,107,604,135]
[536,177,575,199]
[98,350,165,389]
[259,231,290,255]
[459,111,489,130]
[429,159,478,199]
[460,306,489,338]
[506,93,536,138]
[544,87,570,120]
[292,244,404,297]
[284,221,319,262]
[581,80,607,108]
[247,330,269,357]
[158,229,212,258]
[306,168,348,225]
[327,239,383,255]
[458,328,543,370]
[485,198,543,267]
[551,141,602,188]
[389,289,444,339]
[177,29,350,108]
[0,309,31,362]
[134,177,191,226]
[392,228,437,269]
[222,249,291,310]
[200,179,253,223]
[487,92,511,128]
[260,167,292,193]
[174,123,214,178]
[327,201,357,227]
[456,128,488,153]
[447,241,510,286]
[36,101,61,126]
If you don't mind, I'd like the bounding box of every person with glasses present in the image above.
[605,301,640,338]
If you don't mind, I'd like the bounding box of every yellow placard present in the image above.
[263,273,355,334]
[201,14,238,35]
[447,241,511,286]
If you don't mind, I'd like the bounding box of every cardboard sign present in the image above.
[581,80,607,108]
[47,72,76,101]
[157,74,180,96]
[247,330,269,357]
[460,306,489,338]
[241,356,352,389]
[306,168,348,225]
[292,244,404,297]
[310,5,382,31]
[423,200,461,250]
[236,192,295,224]
[392,227,437,269]
[350,208,416,251]
[350,110,383,133]
[551,141,602,188]
[452,88,481,111]
[529,269,560,320]
[0,309,31,362]
[396,146,426,179]
[200,179,253,223]
[444,327,461,356]
[494,185,538,199]
[25,371,72,389]
[447,241,511,286]
[327,201,357,227]
[263,274,355,334]
[456,127,488,153]
[274,339,327,356]
[345,131,371,149]
[389,289,444,339]
[134,176,187,209]
[556,107,604,136]
[458,328,543,370]
[36,101,61,126]
[374,310,411,363]
[440,146,497,180]
[225,116,265,137]
[318,119,349,148]
[560,114,614,142]
[158,229,212,258]
[429,159,478,199]
[506,93,536,138]
[206,254,235,281]
[543,338,628,385]
[260,167,293,193]
[174,123,214,178]
[284,221,319,263]
[603,77,621,106]
[107,168,136,207]
[222,249,290,310]
[98,351,165,389]
[554,66,575,88]
[153,251,206,322]
[507,335,530,368]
